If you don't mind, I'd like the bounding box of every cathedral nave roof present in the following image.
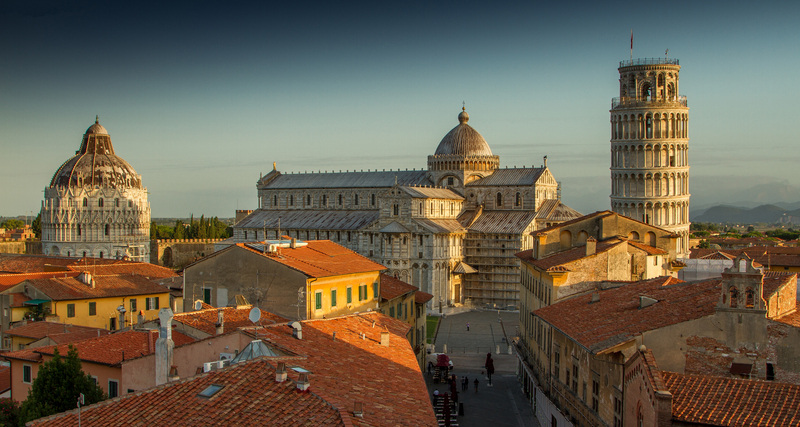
[259,170,430,189]
[399,186,463,200]
[237,209,379,231]
[463,210,540,234]
[466,168,547,187]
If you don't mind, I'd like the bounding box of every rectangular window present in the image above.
[203,288,212,305]
[331,289,337,307]
[357,285,363,301]
[572,365,579,393]
[130,298,137,312]
[108,380,119,398]
[347,287,352,304]
[89,302,96,316]
[389,306,395,318]
[315,291,322,310]
[554,347,560,381]
[67,303,75,318]
[146,297,160,311]
[22,365,32,384]
[591,379,599,412]
[613,396,623,427]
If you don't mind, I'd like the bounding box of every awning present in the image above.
[23,299,50,305]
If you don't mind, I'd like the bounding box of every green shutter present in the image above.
[315,292,322,310]
[331,289,337,307]
[347,287,352,304]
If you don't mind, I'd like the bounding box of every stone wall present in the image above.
[0,240,42,255]
[150,239,223,269]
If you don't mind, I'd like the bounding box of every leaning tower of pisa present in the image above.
[609,58,690,254]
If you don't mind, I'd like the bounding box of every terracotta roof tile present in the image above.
[415,291,434,304]
[65,263,178,279]
[4,321,109,341]
[235,241,386,278]
[379,274,417,301]
[626,240,668,255]
[24,274,170,301]
[31,313,436,426]
[5,330,195,366]
[173,306,289,336]
[0,271,80,289]
[535,276,718,353]
[664,372,800,426]
[29,358,346,426]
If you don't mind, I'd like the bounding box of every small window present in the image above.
[128,200,132,207]
[347,287,353,304]
[98,198,104,207]
[83,198,88,207]
[108,380,119,398]
[338,194,343,205]
[115,198,119,207]
[146,296,160,310]
[373,282,378,300]
[77,224,81,236]
[389,306,395,318]
[22,365,32,384]
[331,289,337,307]
[105,224,110,236]
[447,177,454,186]
[130,298,137,312]
[315,291,322,310]
[203,288,212,305]
[306,194,311,206]
[67,303,76,318]
[393,204,399,216]
[289,194,294,206]
[371,194,376,206]
[89,302,96,316]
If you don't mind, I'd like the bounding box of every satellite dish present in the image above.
[194,300,203,311]
[248,307,261,324]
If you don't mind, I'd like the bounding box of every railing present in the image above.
[619,58,679,67]
[611,95,688,108]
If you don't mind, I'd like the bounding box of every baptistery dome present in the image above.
[40,117,150,261]
[433,108,494,157]
[49,117,143,189]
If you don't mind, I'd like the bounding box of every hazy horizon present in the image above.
[2,1,798,218]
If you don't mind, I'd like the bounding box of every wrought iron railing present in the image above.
[619,58,679,67]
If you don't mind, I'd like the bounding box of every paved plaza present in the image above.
[425,309,538,427]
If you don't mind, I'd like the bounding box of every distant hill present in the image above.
[691,204,800,224]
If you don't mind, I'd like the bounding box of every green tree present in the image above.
[150,221,158,240]
[31,213,41,239]
[20,346,105,423]
[198,215,207,239]
[698,239,711,249]
[0,219,25,230]
[173,219,185,239]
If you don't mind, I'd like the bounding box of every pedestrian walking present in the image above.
[462,376,468,391]
[473,378,479,393]
[485,352,495,385]
[466,322,470,331]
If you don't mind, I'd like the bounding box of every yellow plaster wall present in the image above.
[307,271,381,319]
[47,292,170,330]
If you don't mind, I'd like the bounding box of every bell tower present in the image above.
[609,58,690,253]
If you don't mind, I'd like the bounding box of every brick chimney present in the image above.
[275,362,287,383]
[296,373,310,391]
[155,308,174,386]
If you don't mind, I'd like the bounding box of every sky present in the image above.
[2,0,799,218]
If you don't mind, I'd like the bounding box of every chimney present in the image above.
[290,321,302,340]
[78,271,93,287]
[590,292,600,303]
[169,366,179,382]
[155,308,175,386]
[215,309,224,335]
[290,238,297,249]
[296,373,310,391]
[275,362,287,383]
[586,237,596,256]
[380,330,390,347]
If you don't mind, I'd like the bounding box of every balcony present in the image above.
[611,95,687,109]
[619,58,679,67]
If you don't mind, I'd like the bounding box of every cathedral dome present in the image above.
[49,117,143,189]
[434,108,493,156]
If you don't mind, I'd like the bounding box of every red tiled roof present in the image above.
[24,274,170,301]
[0,271,80,289]
[237,240,386,278]
[535,276,719,353]
[761,272,796,299]
[248,312,437,426]
[32,312,436,426]
[415,291,434,304]
[65,263,179,279]
[626,240,668,255]
[531,211,615,236]
[518,239,624,270]
[379,274,417,301]
[774,310,800,328]
[29,358,346,427]
[664,372,800,426]
[5,330,196,366]
[173,306,289,336]
[0,255,83,274]
[4,321,109,341]
[0,365,10,393]
[692,246,800,267]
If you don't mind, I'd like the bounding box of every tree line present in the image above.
[150,215,232,240]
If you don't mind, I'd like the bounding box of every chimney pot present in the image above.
[296,373,310,391]
[380,331,390,347]
[276,362,288,383]
[586,237,597,256]
[590,292,600,303]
